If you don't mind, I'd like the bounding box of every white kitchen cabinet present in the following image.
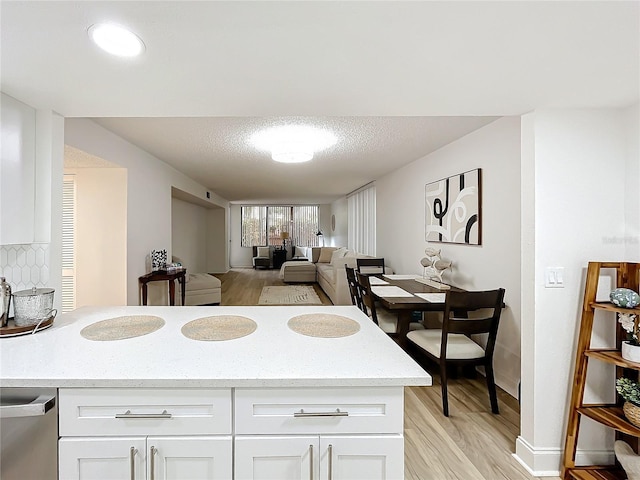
[59,437,146,480]
[58,388,233,480]
[235,435,403,480]
[234,387,405,480]
[0,93,36,245]
[235,435,316,480]
[59,436,232,480]
[319,436,404,480]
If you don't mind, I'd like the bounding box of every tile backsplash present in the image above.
[0,244,50,291]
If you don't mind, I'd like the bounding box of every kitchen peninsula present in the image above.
[0,305,431,480]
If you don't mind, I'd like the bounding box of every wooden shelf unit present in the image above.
[562,262,640,480]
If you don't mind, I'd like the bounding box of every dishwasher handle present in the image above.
[0,394,56,418]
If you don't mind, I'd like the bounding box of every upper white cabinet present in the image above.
[1,93,36,244]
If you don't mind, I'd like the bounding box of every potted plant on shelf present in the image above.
[616,377,640,428]
[619,312,640,362]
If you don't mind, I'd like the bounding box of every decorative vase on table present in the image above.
[151,249,167,272]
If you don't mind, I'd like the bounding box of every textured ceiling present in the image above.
[2,1,638,203]
[92,116,497,202]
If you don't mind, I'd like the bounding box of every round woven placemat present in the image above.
[181,315,257,341]
[80,315,165,341]
[287,313,360,338]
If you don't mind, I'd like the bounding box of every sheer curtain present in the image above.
[347,184,376,255]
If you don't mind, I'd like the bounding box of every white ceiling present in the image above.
[2,1,638,203]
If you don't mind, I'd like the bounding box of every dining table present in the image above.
[369,274,465,348]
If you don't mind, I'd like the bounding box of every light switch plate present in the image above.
[545,267,565,288]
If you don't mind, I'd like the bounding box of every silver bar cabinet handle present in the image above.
[150,446,157,480]
[309,444,314,480]
[129,447,137,480]
[115,409,172,419]
[294,409,348,418]
[328,444,333,480]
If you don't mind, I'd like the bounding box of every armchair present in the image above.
[252,246,271,269]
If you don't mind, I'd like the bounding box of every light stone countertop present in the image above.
[0,305,432,388]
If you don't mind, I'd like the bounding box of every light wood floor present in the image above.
[215,268,557,480]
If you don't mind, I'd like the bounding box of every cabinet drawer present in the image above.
[235,387,403,435]
[59,388,232,436]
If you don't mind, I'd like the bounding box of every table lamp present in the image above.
[280,231,289,249]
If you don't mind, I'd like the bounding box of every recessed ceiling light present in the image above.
[88,23,145,57]
[249,125,337,163]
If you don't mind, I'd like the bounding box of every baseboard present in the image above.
[514,436,561,476]
[514,436,614,477]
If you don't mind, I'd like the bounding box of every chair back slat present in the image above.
[441,289,505,352]
[355,271,379,324]
[345,266,364,311]
[448,317,495,335]
[356,258,385,275]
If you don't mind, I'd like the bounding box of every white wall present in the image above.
[376,116,522,397]
[171,197,209,273]
[329,197,348,248]
[207,207,228,273]
[625,103,640,259]
[65,119,229,305]
[516,107,636,475]
[66,167,127,307]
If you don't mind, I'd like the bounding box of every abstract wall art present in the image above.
[425,168,481,245]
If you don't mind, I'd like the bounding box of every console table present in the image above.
[138,269,187,306]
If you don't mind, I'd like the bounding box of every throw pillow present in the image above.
[330,248,349,266]
[317,247,338,263]
[257,247,270,257]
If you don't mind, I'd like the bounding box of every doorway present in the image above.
[63,146,127,309]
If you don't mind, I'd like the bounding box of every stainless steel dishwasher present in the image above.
[1,387,58,480]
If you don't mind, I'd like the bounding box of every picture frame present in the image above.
[425,168,481,245]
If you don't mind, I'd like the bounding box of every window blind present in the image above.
[61,175,76,313]
[347,185,376,255]
[241,205,319,247]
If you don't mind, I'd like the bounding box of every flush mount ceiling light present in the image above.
[88,23,145,57]
[249,125,337,163]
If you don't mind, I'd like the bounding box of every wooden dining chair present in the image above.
[406,288,506,417]
[345,266,364,311]
[356,257,385,275]
[355,271,400,337]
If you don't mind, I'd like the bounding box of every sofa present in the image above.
[279,246,389,306]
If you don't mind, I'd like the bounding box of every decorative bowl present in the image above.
[610,288,640,309]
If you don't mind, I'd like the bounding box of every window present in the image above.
[348,184,376,255]
[241,205,319,247]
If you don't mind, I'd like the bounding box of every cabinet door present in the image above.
[0,93,36,245]
[235,436,318,480]
[320,435,404,480]
[149,436,232,480]
[59,437,146,480]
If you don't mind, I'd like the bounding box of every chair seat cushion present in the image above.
[406,329,485,360]
[376,309,398,334]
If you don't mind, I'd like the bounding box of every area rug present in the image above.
[258,285,322,305]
